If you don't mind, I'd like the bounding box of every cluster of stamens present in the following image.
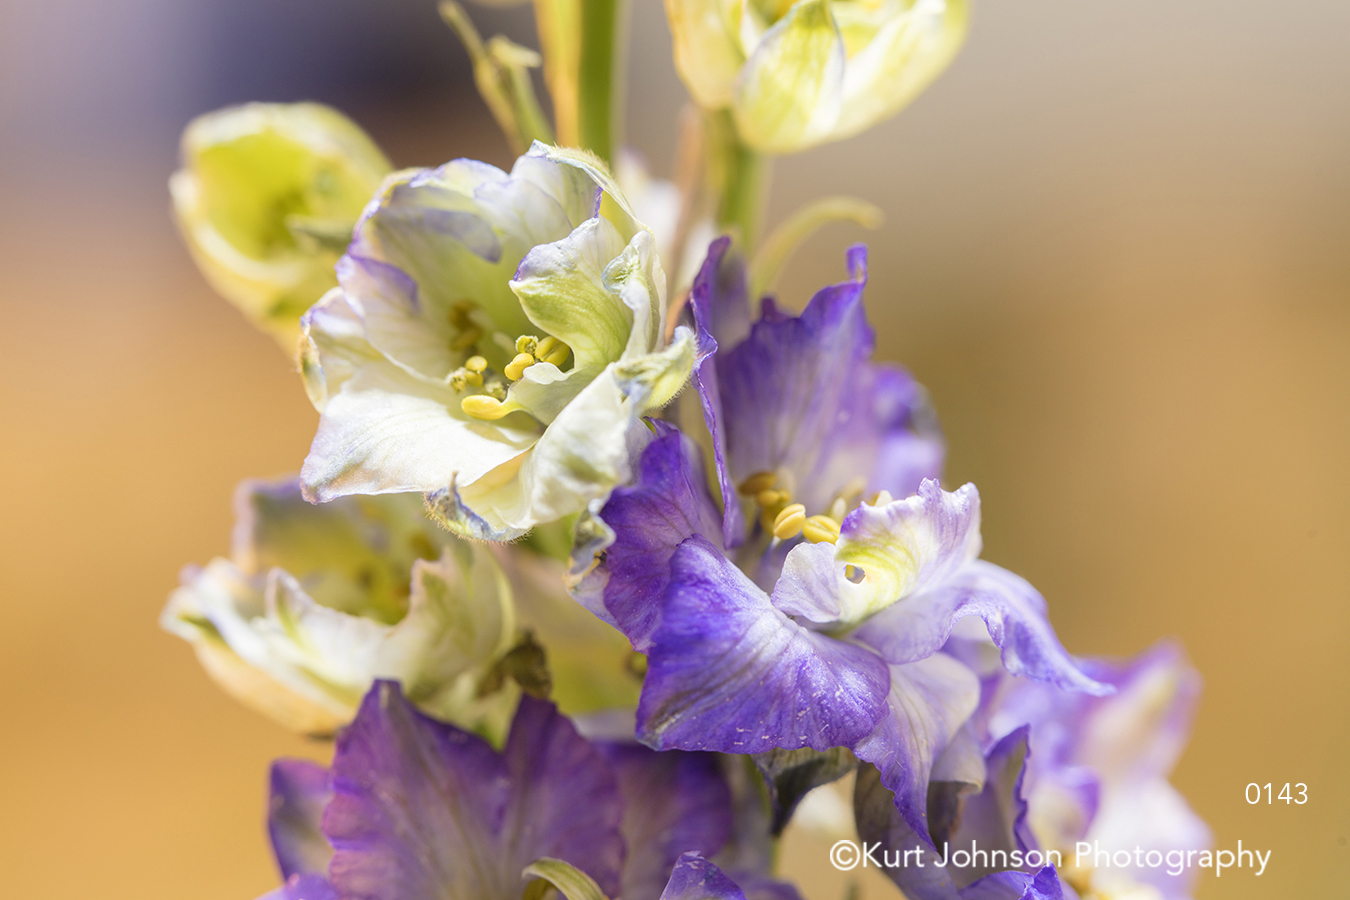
[504,334,570,380]
[738,471,843,544]
[457,333,572,421]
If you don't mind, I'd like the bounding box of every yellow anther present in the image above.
[515,334,539,355]
[868,490,894,507]
[504,352,536,381]
[802,515,841,544]
[772,503,807,540]
[738,471,777,495]
[465,355,487,373]
[828,497,848,522]
[844,564,861,582]
[756,488,790,508]
[461,395,513,420]
[536,336,571,367]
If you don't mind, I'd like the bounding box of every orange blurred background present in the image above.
[0,0,1346,897]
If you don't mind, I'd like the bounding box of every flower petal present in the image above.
[269,760,334,879]
[733,0,845,153]
[300,357,539,503]
[774,479,981,625]
[851,655,980,844]
[659,854,750,900]
[689,237,748,546]
[957,867,1066,900]
[854,560,1111,696]
[596,743,733,900]
[637,535,890,753]
[324,683,625,900]
[572,421,724,652]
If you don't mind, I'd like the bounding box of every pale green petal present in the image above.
[510,216,634,369]
[301,359,539,502]
[463,370,642,531]
[171,102,391,346]
[732,0,846,153]
[376,544,516,693]
[612,325,697,411]
[665,0,746,108]
[832,0,968,140]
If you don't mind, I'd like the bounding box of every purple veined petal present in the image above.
[714,247,874,518]
[854,560,1112,696]
[637,535,891,753]
[268,759,334,880]
[323,682,625,900]
[658,854,750,900]
[575,421,725,652]
[595,742,733,900]
[957,866,1066,900]
[689,238,748,547]
[852,655,981,844]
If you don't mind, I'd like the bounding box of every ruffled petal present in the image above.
[852,655,981,843]
[572,422,724,651]
[596,743,733,900]
[324,683,625,900]
[777,479,981,625]
[268,759,334,879]
[256,873,341,900]
[637,535,890,753]
[855,560,1111,696]
[715,247,872,517]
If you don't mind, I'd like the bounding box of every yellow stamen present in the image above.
[461,395,513,420]
[504,352,536,381]
[868,490,894,507]
[465,355,487,373]
[756,488,790,508]
[515,334,539,355]
[802,515,841,544]
[828,497,847,522]
[537,339,571,367]
[738,471,777,495]
[772,503,807,540]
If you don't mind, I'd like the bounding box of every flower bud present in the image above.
[666,0,968,153]
[170,103,392,347]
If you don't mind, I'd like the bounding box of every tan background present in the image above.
[0,0,1345,897]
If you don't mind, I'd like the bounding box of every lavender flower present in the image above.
[571,240,1109,844]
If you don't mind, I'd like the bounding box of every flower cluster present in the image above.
[164,2,1208,899]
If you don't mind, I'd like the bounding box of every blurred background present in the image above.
[1,0,1346,896]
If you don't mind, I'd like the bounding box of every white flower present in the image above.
[162,479,518,738]
[299,143,696,539]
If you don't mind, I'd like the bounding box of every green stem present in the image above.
[577,0,627,163]
[708,111,771,252]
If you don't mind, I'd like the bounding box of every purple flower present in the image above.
[980,642,1211,900]
[854,727,1070,900]
[254,681,793,900]
[571,242,1109,845]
